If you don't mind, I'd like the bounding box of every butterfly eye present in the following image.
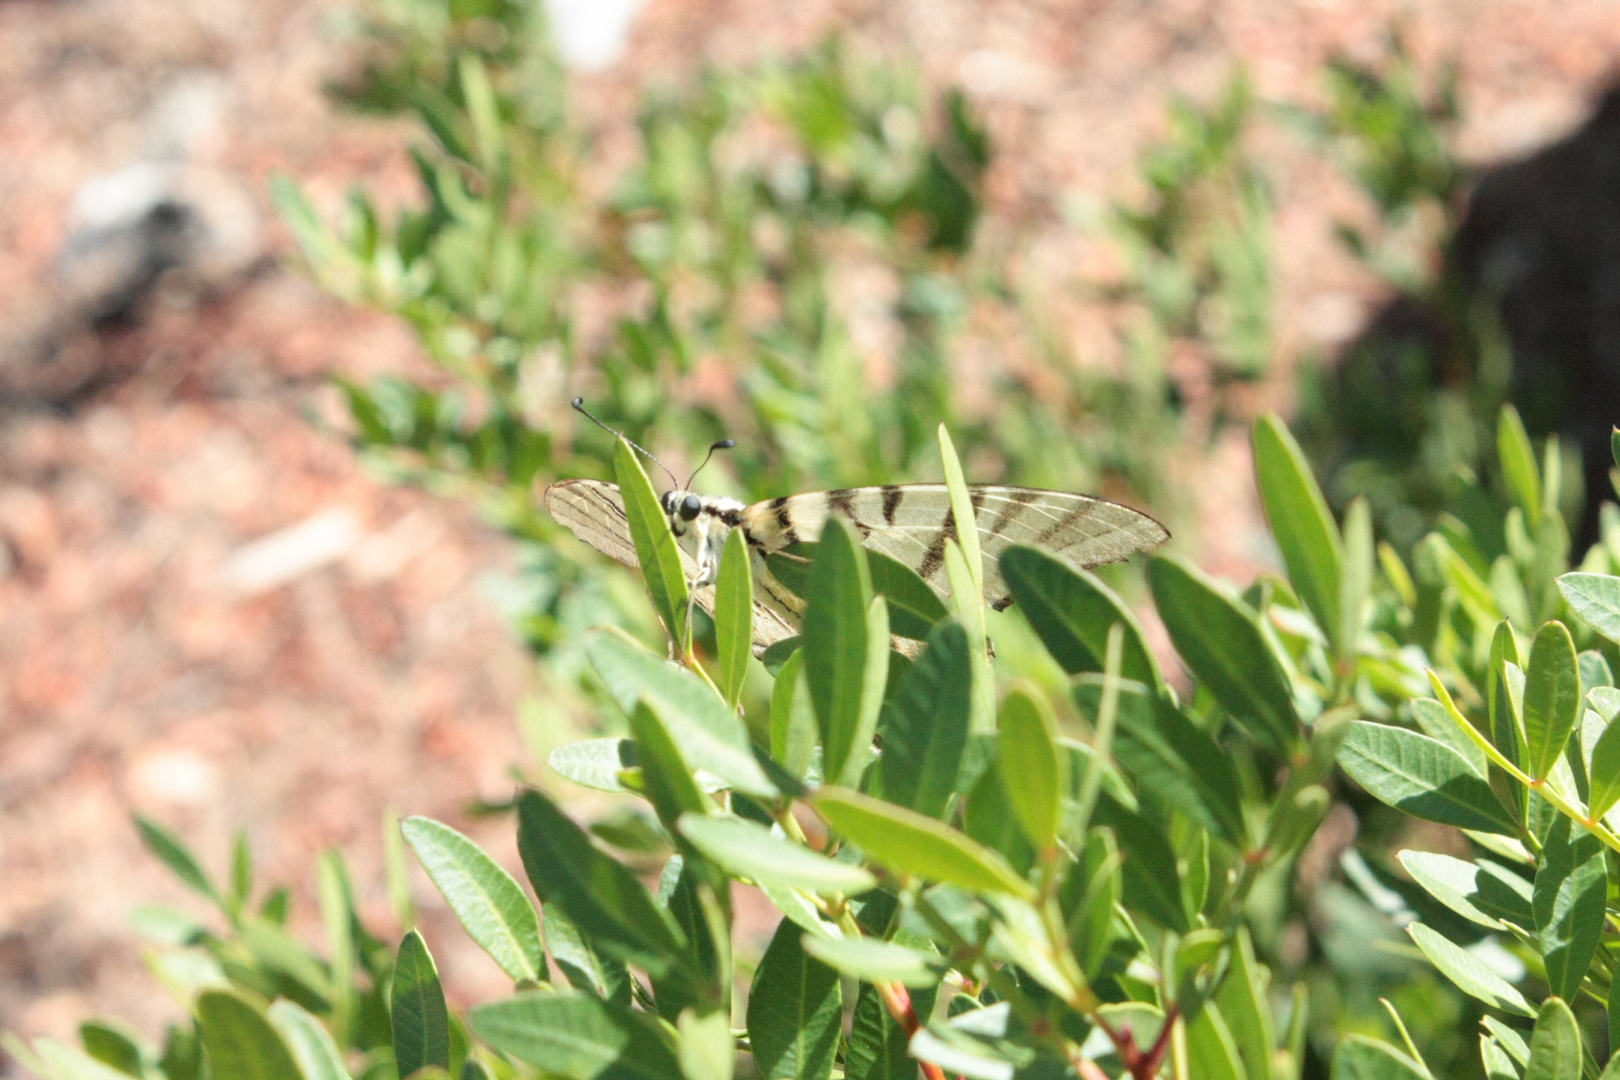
[679,494,702,521]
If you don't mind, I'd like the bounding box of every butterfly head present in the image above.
[660,489,705,525]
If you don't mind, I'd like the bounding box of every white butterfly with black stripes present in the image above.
[543,477,1169,657]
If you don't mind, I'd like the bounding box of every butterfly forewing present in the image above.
[543,478,801,655]
[739,484,1168,607]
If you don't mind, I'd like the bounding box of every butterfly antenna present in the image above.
[571,397,679,489]
[684,438,736,490]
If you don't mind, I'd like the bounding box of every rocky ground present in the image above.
[3,0,1619,1065]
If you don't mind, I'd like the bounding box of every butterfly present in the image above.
[543,476,1169,658]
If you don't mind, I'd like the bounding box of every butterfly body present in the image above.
[546,478,1168,656]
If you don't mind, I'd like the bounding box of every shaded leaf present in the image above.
[1149,555,1299,755]
[747,921,842,1080]
[196,991,303,1080]
[803,519,882,789]
[1252,414,1342,646]
[1533,817,1607,1002]
[267,1002,352,1080]
[846,982,938,1080]
[876,620,972,819]
[614,437,691,652]
[999,547,1161,690]
[468,992,679,1080]
[392,931,450,1079]
[1525,997,1580,1080]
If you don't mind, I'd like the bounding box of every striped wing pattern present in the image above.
[543,479,800,654]
[739,484,1167,608]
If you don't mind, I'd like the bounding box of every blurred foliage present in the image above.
[274,0,1276,665]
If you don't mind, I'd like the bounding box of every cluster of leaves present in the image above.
[20,406,1620,1080]
[1330,421,1620,1077]
[273,0,1280,659]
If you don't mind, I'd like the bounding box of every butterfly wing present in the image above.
[543,478,801,655]
[740,484,1168,608]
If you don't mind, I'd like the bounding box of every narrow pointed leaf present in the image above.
[1184,1002,1244,1080]
[1587,717,1620,820]
[676,814,875,895]
[813,788,1033,899]
[747,921,842,1080]
[1533,817,1607,1002]
[1499,406,1543,528]
[770,650,816,779]
[134,817,218,906]
[267,1002,352,1080]
[401,816,543,983]
[847,982,939,1080]
[614,437,691,652]
[1397,851,1533,931]
[550,738,637,793]
[996,688,1065,850]
[1089,794,1188,932]
[802,936,944,988]
[545,906,631,1005]
[1525,997,1580,1080]
[938,425,983,596]
[469,992,680,1080]
[1524,622,1580,780]
[628,700,711,837]
[587,630,775,798]
[876,620,972,819]
[715,528,753,709]
[1406,923,1534,1016]
[392,931,450,1078]
[1000,547,1161,689]
[803,518,876,789]
[1338,722,1517,834]
[515,788,690,979]
[1252,414,1342,646]
[1148,555,1299,755]
[1215,928,1275,1080]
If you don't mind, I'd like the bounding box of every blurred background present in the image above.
[5,0,1620,1073]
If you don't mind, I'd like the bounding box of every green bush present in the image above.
[19,409,1620,1079]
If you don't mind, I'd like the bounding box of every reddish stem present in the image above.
[1094,1003,1180,1080]
[874,981,952,1080]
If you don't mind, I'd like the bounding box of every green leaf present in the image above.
[614,436,692,652]
[468,992,680,1080]
[1148,555,1299,755]
[196,991,303,1080]
[747,921,843,1080]
[1558,573,1620,645]
[846,982,938,1080]
[1339,496,1374,664]
[267,1001,353,1080]
[800,937,943,988]
[676,814,875,895]
[27,1039,138,1080]
[938,425,983,597]
[677,1009,733,1080]
[1410,697,1487,775]
[1588,715,1620,820]
[515,788,690,979]
[1338,722,1517,834]
[803,518,882,789]
[1089,678,1246,847]
[1397,851,1533,931]
[996,688,1066,850]
[1525,997,1580,1080]
[1089,794,1188,932]
[876,620,973,819]
[1406,923,1534,1016]
[550,738,637,792]
[545,906,630,1005]
[770,650,816,779]
[714,528,753,710]
[587,630,775,798]
[868,551,950,639]
[1331,1035,1429,1080]
[1533,816,1607,1002]
[1252,414,1342,647]
[401,816,544,983]
[1523,622,1580,780]
[629,700,712,836]
[393,930,450,1078]
[1489,621,1526,769]
[999,547,1162,689]
[77,1021,143,1078]
[1215,928,1275,1080]
[134,817,218,907]
[962,761,1035,877]
[1060,828,1120,980]
[812,788,1033,899]
[1500,405,1543,528]
[1183,1002,1244,1080]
